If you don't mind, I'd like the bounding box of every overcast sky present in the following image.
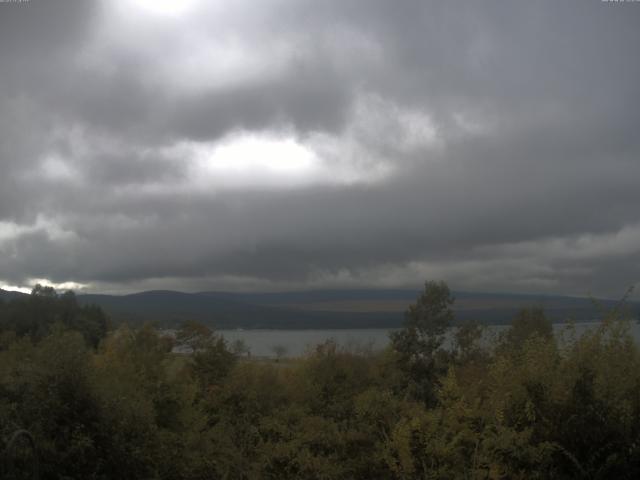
[0,0,639,297]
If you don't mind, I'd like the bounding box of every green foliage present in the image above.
[92,324,213,479]
[501,306,553,352]
[392,280,454,353]
[0,285,108,348]
[390,280,455,404]
[2,282,640,479]
[191,335,237,391]
[176,321,237,392]
[453,320,485,364]
[0,328,102,479]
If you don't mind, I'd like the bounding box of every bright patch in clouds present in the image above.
[128,0,199,17]
[28,278,90,292]
[207,135,317,174]
[1,279,89,294]
[98,1,289,94]
[0,285,31,294]
[170,132,389,190]
[189,133,322,188]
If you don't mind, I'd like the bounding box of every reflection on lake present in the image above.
[219,321,640,358]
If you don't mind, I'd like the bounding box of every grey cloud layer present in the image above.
[0,0,639,296]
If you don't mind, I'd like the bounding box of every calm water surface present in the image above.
[219,321,640,358]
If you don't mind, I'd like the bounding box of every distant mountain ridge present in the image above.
[77,290,399,329]
[2,287,637,329]
[77,288,639,329]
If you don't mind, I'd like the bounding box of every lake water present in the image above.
[218,321,640,358]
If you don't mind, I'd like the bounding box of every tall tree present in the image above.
[390,280,454,404]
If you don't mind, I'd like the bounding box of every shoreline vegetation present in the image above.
[2,281,640,478]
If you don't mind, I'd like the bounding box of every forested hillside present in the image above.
[1,282,640,478]
[5,287,633,329]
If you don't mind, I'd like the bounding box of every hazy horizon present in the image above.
[2,283,633,303]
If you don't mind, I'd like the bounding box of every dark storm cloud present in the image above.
[0,0,639,297]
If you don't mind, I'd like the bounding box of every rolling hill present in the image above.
[3,287,637,329]
[79,289,638,329]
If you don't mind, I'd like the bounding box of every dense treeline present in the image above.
[0,285,108,348]
[1,282,640,479]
